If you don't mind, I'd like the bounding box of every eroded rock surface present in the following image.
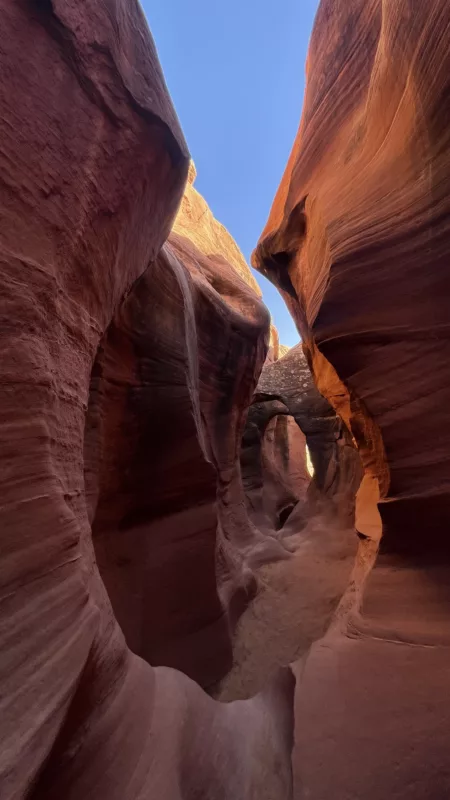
[0,2,295,798]
[254,0,450,797]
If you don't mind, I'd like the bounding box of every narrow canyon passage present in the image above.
[1,1,450,799]
[216,342,361,701]
[216,518,357,701]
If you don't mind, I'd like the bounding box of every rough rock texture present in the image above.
[242,345,361,534]
[254,0,450,797]
[0,2,295,798]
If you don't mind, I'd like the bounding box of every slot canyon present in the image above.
[1,0,449,798]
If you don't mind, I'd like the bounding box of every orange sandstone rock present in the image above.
[254,1,450,797]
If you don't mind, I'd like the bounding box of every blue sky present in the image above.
[142,0,320,346]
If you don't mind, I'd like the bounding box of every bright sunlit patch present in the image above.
[306,445,314,477]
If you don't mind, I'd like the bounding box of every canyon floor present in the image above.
[215,517,357,701]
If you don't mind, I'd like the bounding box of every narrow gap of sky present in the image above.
[142,0,320,347]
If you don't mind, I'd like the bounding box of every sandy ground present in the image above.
[215,517,358,701]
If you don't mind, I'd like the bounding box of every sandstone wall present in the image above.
[0,2,295,798]
[253,1,450,796]
[86,211,277,688]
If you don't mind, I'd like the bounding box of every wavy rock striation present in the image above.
[0,2,295,798]
[254,0,450,797]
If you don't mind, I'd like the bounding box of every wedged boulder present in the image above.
[0,2,295,798]
[253,0,450,797]
[242,344,361,534]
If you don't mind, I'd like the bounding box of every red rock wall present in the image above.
[85,228,273,688]
[254,1,450,796]
[0,2,295,798]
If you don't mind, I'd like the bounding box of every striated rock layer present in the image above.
[0,1,295,798]
[254,0,450,797]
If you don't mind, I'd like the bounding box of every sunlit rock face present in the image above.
[254,0,450,552]
[0,3,296,799]
[173,161,262,295]
[254,1,450,797]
